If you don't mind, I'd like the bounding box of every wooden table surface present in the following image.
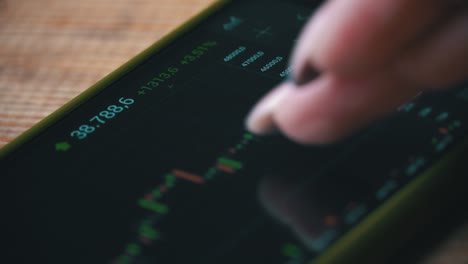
[1,0,467,263]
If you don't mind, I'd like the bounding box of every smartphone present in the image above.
[3,0,468,263]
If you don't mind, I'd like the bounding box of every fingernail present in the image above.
[246,85,291,134]
[293,62,320,86]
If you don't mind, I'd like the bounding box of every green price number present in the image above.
[180,41,217,65]
[70,97,135,140]
[180,55,197,65]
[140,67,179,92]
[202,41,217,47]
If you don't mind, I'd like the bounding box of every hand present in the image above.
[246,0,468,144]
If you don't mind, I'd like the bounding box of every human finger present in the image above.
[247,72,420,144]
[396,11,468,89]
[292,0,451,83]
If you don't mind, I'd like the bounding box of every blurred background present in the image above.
[0,0,466,263]
[0,0,212,147]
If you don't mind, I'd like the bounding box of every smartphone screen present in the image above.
[4,0,468,263]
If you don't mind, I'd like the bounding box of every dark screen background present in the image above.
[3,0,468,263]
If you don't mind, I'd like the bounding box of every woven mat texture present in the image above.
[0,0,467,263]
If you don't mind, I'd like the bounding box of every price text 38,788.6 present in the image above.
[70,97,135,140]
